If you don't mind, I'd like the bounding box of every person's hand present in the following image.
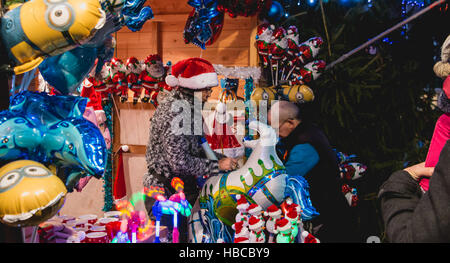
[403,162,434,181]
[218,158,239,172]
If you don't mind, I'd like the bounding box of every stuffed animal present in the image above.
[232,221,250,243]
[263,204,282,243]
[248,216,265,243]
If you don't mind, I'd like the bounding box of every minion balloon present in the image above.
[0,0,106,75]
[0,160,67,227]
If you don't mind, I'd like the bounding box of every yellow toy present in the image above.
[0,0,106,75]
[250,86,277,106]
[281,84,315,104]
[0,160,67,227]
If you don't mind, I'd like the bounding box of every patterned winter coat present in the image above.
[143,89,220,199]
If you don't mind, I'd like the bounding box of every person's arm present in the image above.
[163,132,220,180]
[379,141,450,242]
[284,143,319,177]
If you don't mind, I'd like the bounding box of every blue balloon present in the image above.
[285,174,319,221]
[261,1,285,23]
[0,91,107,191]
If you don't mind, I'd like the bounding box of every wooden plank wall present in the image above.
[109,0,258,212]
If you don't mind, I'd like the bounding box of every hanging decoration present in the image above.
[334,149,368,207]
[0,91,107,192]
[183,0,225,49]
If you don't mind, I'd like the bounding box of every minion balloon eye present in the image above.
[0,172,22,191]
[23,166,50,177]
[46,4,74,31]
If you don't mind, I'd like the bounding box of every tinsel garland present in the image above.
[102,100,114,211]
[244,77,256,159]
[213,64,262,80]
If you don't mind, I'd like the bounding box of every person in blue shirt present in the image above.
[268,100,358,242]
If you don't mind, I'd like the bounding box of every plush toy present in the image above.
[263,204,282,243]
[139,54,167,106]
[110,58,128,102]
[232,220,250,243]
[285,207,302,239]
[248,216,265,243]
[247,203,264,221]
[126,57,144,104]
[274,218,294,243]
[301,231,320,243]
[235,194,250,226]
[280,196,300,216]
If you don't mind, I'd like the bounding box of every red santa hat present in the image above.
[165,58,218,90]
[264,204,282,218]
[248,216,264,230]
[275,218,291,232]
[232,221,246,234]
[235,195,249,210]
[285,207,299,221]
[302,231,319,243]
[247,203,262,215]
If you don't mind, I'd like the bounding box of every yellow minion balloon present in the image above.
[281,85,315,104]
[250,86,277,106]
[0,0,106,75]
[0,160,67,227]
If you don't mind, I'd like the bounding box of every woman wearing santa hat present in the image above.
[143,57,238,242]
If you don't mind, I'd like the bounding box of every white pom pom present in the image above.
[165,75,179,87]
[121,145,129,152]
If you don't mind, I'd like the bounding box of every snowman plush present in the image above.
[232,221,250,243]
[235,195,250,226]
[263,204,282,243]
[274,218,294,243]
[248,216,266,243]
[247,203,264,221]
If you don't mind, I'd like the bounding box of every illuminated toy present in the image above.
[0,160,67,227]
[147,177,192,243]
[274,218,293,243]
[189,121,318,243]
[0,0,106,75]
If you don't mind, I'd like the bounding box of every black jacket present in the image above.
[278,122,357,242]
[379,140,450,242]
